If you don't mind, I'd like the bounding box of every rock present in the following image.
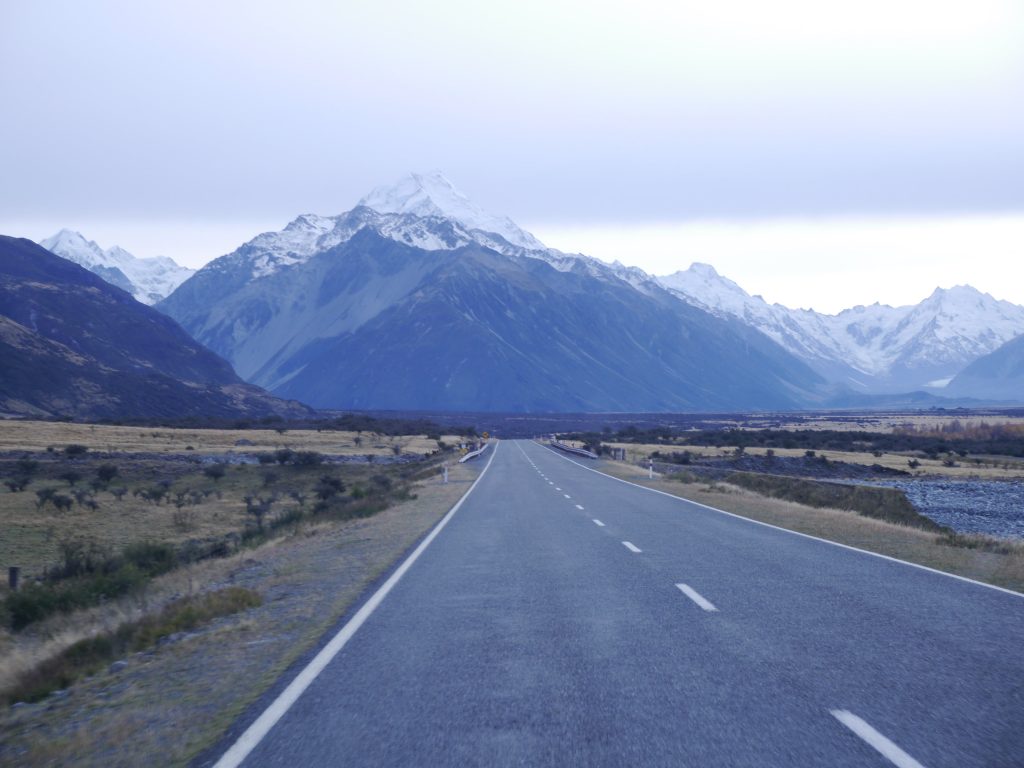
[234,438,255,446]
[109,660,128,673]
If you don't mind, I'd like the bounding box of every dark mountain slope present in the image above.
[0,236,310,420]
[946,333,1024,402]
[269,237,825,411]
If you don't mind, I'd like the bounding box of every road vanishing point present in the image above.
[209,440,1024,767]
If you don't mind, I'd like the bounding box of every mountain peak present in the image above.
[39,230,193,305]
[357,171,545,250]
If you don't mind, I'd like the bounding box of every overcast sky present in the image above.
[1,0,1021,313]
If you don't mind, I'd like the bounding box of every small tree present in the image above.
[58,470,82,486]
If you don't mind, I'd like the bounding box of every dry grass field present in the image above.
[601,441,1024,479]
[0,420,462,456]
[710,411,1024,434]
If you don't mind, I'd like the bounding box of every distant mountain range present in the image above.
[158,173,826,411]
[28,171,1024,413]
[40,229,193,304]
[660,264,1024,394]
[0,236,309,420]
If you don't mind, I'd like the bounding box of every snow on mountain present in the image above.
[358,171,546,251]
[198,172,648,291]
[39,229,194,304]
[157,168,1023,397]
[659,264,1024,392]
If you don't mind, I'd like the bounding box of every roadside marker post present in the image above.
[443,463,449,484]
[649,459,653,479]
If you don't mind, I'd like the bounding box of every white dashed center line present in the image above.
[622,541,642,553]
[593,519,605,527]
[575,504,584,510]
[564,494,571,499]
[830,711,928,768]
[675,583,718,612]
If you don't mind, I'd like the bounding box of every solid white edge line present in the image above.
[831,710,928,768]
[622,541,642,553]
[538,442,1023,599]
[212,441,501,768]
[675,582,718,612]
[593,519,605,526]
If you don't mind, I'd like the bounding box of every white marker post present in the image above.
[442,463,449,484]
[649,459,653,479]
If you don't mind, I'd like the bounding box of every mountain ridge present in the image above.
[658,263,1024,395]
[158,178,827,412]
[0,235,309,420]
[39,229,194,304]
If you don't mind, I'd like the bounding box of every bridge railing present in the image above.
[549,440,598,459]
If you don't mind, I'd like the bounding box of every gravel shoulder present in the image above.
[0,460,482,767]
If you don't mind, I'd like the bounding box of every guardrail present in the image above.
[459,442,490,463]
[549,440,598,459]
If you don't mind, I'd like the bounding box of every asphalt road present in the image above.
[214,440,1024,767]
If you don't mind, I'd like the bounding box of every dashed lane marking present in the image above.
[675,583,718,612]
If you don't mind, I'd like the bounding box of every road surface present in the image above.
[211,440,1024,767]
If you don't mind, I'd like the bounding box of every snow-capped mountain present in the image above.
[659,264,1024,393]
[186,171,661,291]
[39,229,194,305]
[358,171,546,251]
[158,174,823,411]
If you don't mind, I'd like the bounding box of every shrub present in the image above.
[314,475,345,501]
[256,453,276,465]
[293,451,323,466]
[35,487,56,509]
[63,444,88,457]
[51,494,73,513]
[15,457,39,475]
[274,448,295,465]
[203,463,227,481]
[4,477,29,492]
[95,464,119,483]
[58,470,82,486]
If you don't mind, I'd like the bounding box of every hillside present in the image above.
[0,235,310,420]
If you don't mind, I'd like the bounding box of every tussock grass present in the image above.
[4,587,261,705]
